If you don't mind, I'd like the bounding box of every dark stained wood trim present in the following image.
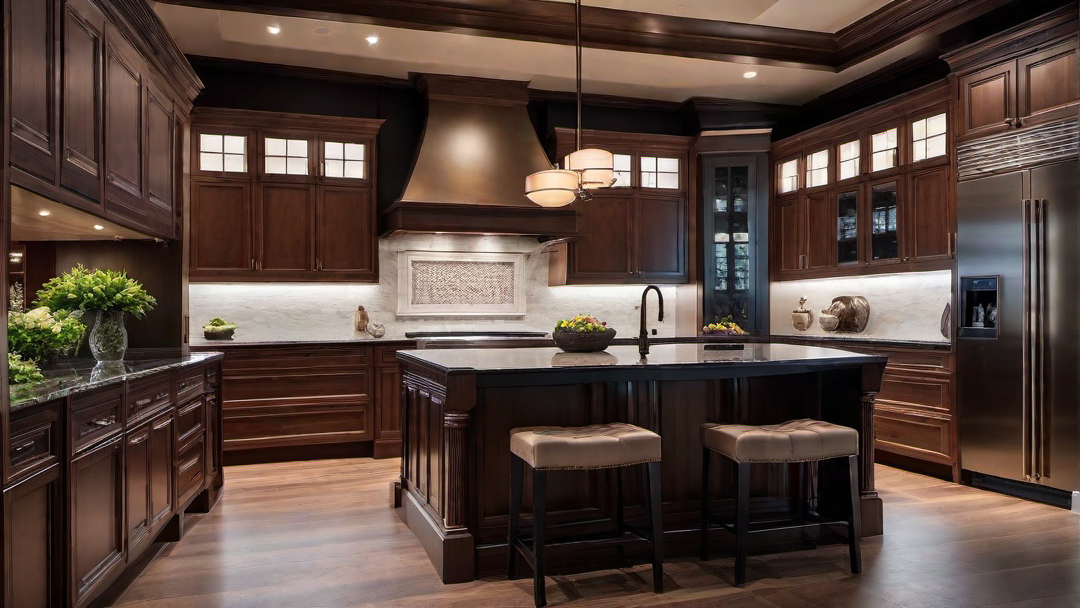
[191,107,385,134]
[156,0,839,70]
[187,55,414,89]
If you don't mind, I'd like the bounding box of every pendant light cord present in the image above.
[575,0,582,152]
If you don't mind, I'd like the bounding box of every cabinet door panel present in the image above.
[317,185,375,276]
[61,0,105,202]
[958,62,1014,140]
[1017,39,1079,127]
[569,193,633,280]
[191,180,253,272]
[867,179,902,265]
[772,196,802,275]
[805,190,833,270]
[258,184,314,271]
[71,437,125,606]
[635,194,687,282]
[149,414,175,530]
[125,427,151,557]
[10,0,57,181]
[145,83,175,228]
[907,166,953,262]
[6,465,62,608]
[104,31,144,222]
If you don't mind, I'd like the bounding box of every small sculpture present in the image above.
[354,305,369,332]
[940,303,951,338]
[791,296,813,331]
[986,304,997,328]
[972,303,985,328]
[820,296,870,333]
[367,321,386,338]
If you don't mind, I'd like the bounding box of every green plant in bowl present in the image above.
[8,306,85,363]
[203,317,237,340]
[35,264,156,317]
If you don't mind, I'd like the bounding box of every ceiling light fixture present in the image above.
[743,71,758,79]
[38,210,51,217]
[365,33,379,45]
[267,24,281,35]
[526,0,614,207]
[93,224,104,231]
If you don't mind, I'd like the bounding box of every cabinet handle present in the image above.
[153,418,172,431]
[129,434,148,445]
[1004,117,1015,127]
[949,232,955,257]
[250,258,256,270]
[155,391,170,401]
[11,440,37,458]
[1015,116,1025,128]
[90,415,116,428]
[316,259,322,271]
[903,256,910,262]
[135,397,152,408]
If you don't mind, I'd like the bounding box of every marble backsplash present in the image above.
[189,234,679,343]
[769,270,952,343]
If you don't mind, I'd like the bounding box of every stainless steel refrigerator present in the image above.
[957,159,1080,501]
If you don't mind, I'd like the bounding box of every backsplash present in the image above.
[189,234,679,343]
[769,270,952,343]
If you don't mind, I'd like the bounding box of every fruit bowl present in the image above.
[702,316,748,337]
[552,315,616,353]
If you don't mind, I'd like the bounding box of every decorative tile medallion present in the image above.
[397,251,526,316]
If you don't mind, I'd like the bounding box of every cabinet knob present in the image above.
[1015,116,1025,128]
[904,256,910,262]
[1004,118,1014,127]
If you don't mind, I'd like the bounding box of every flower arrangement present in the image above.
[8,306,85,363]
[35,265,157,318]
[554,314,610,333]
[703,315,748,336]
[8,352,44,385]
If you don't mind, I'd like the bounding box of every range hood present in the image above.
[382,74,578,237]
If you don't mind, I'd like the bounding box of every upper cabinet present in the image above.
[948,8,1078,143]
[770,83,955,281]
[547,129,692,285]
[188,109,383,282]
[7,0,201,240]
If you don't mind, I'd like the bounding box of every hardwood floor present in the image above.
[111,459,1080,608]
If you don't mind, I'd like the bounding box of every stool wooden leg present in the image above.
[734,461,751,586]
[533,469,548,608]
[847,455,863,575]
[508,453,523,580]
[700,447,712,561]
[615,468,625,566]
[644,461,664,593]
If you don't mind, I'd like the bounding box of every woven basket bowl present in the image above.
[552,328,617,353]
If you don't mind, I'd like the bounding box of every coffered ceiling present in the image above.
[151,0,1007,105]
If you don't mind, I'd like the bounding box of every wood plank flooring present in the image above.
[111,459,1080,608]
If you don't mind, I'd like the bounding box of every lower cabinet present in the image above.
[70,434,126,608]
[4,464,62,608]
[149,413,176,534]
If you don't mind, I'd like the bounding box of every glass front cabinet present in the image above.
[703,155,769,333]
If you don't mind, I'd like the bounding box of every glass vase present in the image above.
[89,310,128,363]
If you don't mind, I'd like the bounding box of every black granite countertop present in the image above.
[398,342,885,373]
[771,334,952,350]
[10,351,223,411]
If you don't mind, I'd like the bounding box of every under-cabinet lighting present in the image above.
[267,25,281,35]
[93,224,104,231]
[38,210,50,217]
[365,33,379,45]
[743,71,757,79]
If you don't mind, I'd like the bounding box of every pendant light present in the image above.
[526,0,614,206]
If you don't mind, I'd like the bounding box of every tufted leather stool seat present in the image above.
[508,422,664,607]
[700,419,859,463]
[510,422,662,470]
[700,419,862,586]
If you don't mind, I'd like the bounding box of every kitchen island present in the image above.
[393,342,887,583]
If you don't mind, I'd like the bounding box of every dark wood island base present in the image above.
[392,343,887,583]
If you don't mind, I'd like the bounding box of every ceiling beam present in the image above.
[156,0,1023,72]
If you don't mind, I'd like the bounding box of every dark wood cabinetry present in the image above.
[189,109,382,282]
[548,128,691,285]
[949,9,1078,143]
[7,0,198,239]
[771,83,955,280]
[2,357,223,608]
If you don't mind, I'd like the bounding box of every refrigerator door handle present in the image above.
[1036,198,1049,481]
[1021,198,1034,481]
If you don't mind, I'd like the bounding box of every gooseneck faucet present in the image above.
[639,285,664,357]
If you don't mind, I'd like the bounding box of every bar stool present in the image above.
[508,422,664,608]
[699,419,861,586]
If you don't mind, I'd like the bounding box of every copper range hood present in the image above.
[381,74,578,237]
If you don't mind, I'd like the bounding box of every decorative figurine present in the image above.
[973,303,985,328]
[987,304,997,328]
[367,321,386,338]
[792,296,812,331]
[354,305,370,332]
[820,296,871,333]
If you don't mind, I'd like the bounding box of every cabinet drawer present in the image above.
[177,397,204,445]
[877,370,951,415]
[9,406,60,481]
[875,408,954,464]
[127,374,172,422]
[176,438,205,501]
[377,346,411,367]
[71,387,124,452]
[177,368,206,403]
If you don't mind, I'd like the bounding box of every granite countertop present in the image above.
[772,334,952,350]
[398,342,885,373]
[10,351,223,411]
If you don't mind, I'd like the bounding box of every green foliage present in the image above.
[35,265,157,318]
[203,317,236,330]
[8,353,44,385]
[8,307,85,362]
[554,314,610,333]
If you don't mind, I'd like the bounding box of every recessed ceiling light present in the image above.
[267,25,281,35]
[365,33,379,46]
[314,26,331,35]
[743,71,758,79]
[93,224,104,231]
[38,210,51,217]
